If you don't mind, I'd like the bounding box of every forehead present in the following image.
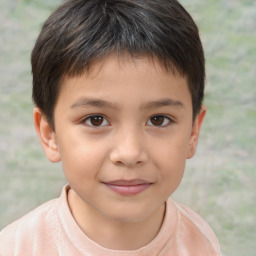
[57,54,191,110]
[65,52,184,82]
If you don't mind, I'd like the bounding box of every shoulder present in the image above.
[0,199,59,255]
[170,199,221,255]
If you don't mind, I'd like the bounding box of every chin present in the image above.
[103,203,157,223]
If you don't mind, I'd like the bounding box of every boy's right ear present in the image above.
[33,107,61,163]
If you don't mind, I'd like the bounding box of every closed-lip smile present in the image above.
[103,179,153,196]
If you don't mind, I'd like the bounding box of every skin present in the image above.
[34,54,206,250]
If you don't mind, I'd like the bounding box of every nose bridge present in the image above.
[110,124,148,167]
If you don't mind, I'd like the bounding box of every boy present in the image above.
[0,0,221,255]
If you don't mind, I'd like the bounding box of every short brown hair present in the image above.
[32,0,205,129]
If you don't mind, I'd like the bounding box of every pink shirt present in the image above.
[0,185,221,255]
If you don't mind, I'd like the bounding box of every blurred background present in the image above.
[0,0,255,255]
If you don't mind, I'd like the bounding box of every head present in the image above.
[32,0,205,130]
[32,0,206,242]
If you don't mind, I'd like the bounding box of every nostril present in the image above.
[115,160,124,166]
[114,159,144,168]
[109,143,149,167]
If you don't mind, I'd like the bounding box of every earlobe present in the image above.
[186,105,206,159]
[33,107,61,163]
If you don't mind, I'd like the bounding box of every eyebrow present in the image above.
[70,98,117,109]
[141,98,184,110]
[70,97,184,110]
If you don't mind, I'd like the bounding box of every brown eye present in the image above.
[147,115,171,127]
[150,116,164,126]
[85,115,109,127]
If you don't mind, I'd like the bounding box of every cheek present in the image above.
[58,136,108,179]
[156,145,186,196]
[154,135,189,176]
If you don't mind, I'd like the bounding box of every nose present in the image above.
[109,128,149,168]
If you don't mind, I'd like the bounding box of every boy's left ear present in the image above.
[186,105,206,159]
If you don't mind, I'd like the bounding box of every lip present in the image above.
[103,179,152,196]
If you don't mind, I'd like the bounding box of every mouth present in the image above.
[102,179,153,196]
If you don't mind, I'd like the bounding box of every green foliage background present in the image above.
[0,0,255,255]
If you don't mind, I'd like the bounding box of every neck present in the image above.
[67,189,166,250]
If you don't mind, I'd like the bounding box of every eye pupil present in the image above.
[90,116,104,126]
[151,116,164,126]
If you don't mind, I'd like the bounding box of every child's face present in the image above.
[35,54,205,223]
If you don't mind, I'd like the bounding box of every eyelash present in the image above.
[147,115,173,127]
[83,114,110,127]
[82,114,173,127]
